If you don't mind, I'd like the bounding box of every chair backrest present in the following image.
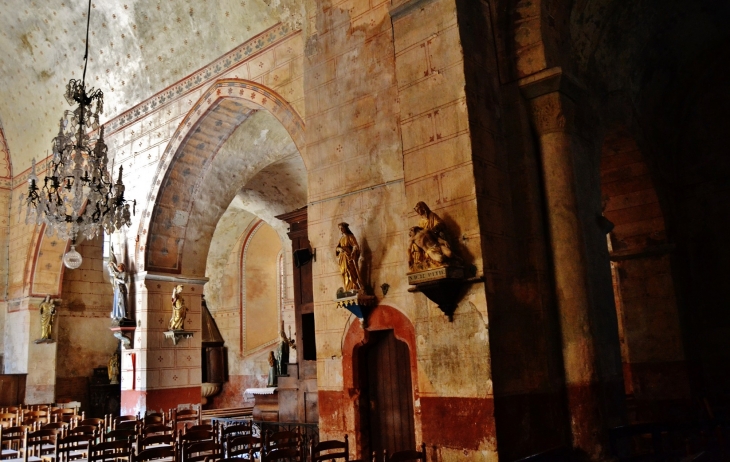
[227,435,261,459]
[384,443,426,462]
[261,447,301,462]
[27,428,59,458]
[113,416,139,429]
[135,446,175,462]
[184,440,222,462]
[221,422,251,440]
[311,435,349,462]
[69,425,99,437]
[138,434,175,452]
[88,439,133,462]
[80,418,105,427]
[42,422,69,432]
[186,424,213,433]
[143,424,173,438]
[180,430,214,444]
[116,420,140,432]
[265,431,301,454]
[143,413,165,427]
[1,426,28,453]
[0,413,16,428]
[55,433,93,462]
[103,428,137,443]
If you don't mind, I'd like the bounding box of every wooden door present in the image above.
[362,330,416,455]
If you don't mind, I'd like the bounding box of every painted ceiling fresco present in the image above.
[0,0,303,173]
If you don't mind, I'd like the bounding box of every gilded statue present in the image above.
[39,295,57,341]
[169,284,187,331]
[336,222,363,293]
[108,250,129,321]
[409,202,456,272]
[108,352,120,385]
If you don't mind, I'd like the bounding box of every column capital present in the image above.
[518,67,584,102]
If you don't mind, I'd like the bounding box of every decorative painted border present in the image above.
[106,22,295,134]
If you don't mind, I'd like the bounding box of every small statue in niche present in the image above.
[408,202,458,272]
[108,351,120,385]
[169,285,187,331]
[38,295,57,341]
[108,249,129,323]
[267,351,278,387]
[336,222,363,294]
[276,321,295,376]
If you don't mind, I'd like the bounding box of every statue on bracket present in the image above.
[35,295,58,343]
[408,201,457,272]
[334,222,376,326]
[169,284,187,331]
[407,201,477,322]
[336,222,363,294]
[108,246,131,326]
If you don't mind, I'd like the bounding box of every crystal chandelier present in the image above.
[23,0,134,269]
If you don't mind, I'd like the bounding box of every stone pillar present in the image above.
[519,68,624,457]
[3,296,58,404]
[121,272,205,415]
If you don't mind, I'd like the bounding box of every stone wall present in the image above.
[56,235,118,408]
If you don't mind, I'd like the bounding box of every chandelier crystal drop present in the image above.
[22,0,134,267]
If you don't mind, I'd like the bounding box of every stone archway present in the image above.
[139,79,306,276]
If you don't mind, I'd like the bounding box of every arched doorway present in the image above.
[359,329,416,456]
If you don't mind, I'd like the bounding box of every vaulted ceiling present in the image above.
[0,0,303,174]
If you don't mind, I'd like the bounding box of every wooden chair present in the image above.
[383,443,426,462]
[263,431,300,455]
[220,423,251,455]
[311,435,348,462]
[172,409,200,433]
[226,435,260,460]
[135,446,174,462]
[26,428,58,462]
[182,440,221,462]
[55,433,93,462]
[261,447,300,462]
[0,426,28,460]
[88,439,133,462]
[113,417,138,430]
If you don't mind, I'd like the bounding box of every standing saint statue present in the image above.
[276,321,292,376]
[39,295,57,341]
[108,251,129,321]
[336,222,363,293]
[267,351,278,387]
[169,284,187,331]
[108,351,120,385]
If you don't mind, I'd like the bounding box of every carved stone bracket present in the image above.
[110,326,136,349]
[336,293,377,327]
[407,266,482,321]
[164,330,194,345]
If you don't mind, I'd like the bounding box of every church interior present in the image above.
[1,0,730,460]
